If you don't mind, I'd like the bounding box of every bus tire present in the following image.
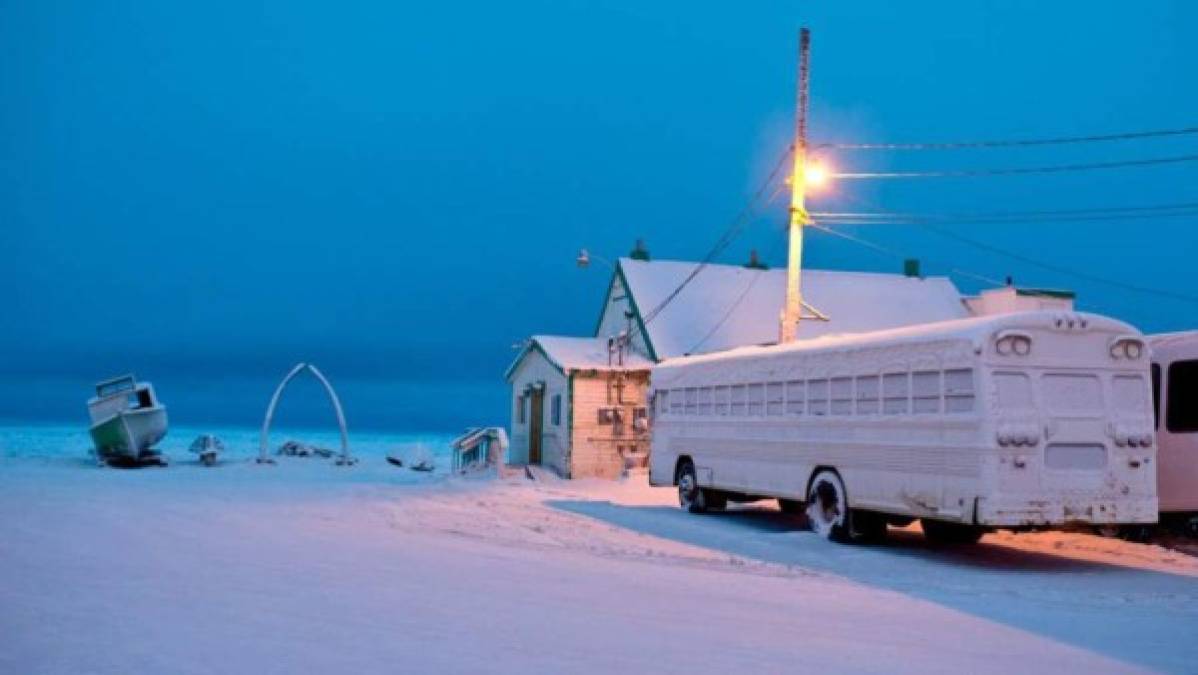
[676,460,720,514]
[807,470,852,542]
[921,519,985,545]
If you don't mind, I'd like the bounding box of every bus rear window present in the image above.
[1167,360,1198,433]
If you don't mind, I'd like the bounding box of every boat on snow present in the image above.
[87,375,168,465]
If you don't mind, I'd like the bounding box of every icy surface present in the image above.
[2,426,1196,674]
[617,257,969,357]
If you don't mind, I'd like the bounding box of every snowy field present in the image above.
[2,426,1197,674]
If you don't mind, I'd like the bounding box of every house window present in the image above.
[517,395,526,424]
[856,375,880,415]
[830,377,853,416]
[597,408,615,424]
[913,370,941,414]
[882,372,909,415]
[766,382,784,416]
[944,368,976,413]
[747,383,765,416]
[551,394,562,426]
[807,379,828,416]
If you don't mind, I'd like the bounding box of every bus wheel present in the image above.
[676,461,719,514]
[921,519,985,545]
[807,470,851,542]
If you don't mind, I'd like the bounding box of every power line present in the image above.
[812,209,1198,227]
[641,147,793,325]
[806,222,1003,287]
[687,270,766,354]
[832,153,1198,179]
[913,223,1198,305]
[811,200,1198,223]
[817,125,1198,151]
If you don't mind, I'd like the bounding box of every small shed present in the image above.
[504,336,652,479]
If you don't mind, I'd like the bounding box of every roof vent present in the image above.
[745,250,768,270]
[903,258,921,278]
[629,239,650,261]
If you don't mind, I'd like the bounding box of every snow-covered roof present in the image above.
[654,310,1138,371]
[610,257,970,360]
[504,335,652,381]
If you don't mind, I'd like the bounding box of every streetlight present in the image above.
[576,248,615,270]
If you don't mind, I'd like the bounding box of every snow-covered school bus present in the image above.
[1148,331,1198,535]
[648,311,1159,544]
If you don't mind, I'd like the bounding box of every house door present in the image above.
[528,388,544,465]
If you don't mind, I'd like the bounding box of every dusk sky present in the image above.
[4,1,1197,388]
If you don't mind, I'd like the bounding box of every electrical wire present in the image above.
[811,201,1198,224]
[640,146,793,325]
[913,223,1198,305]
[831,153,1198,179]
[687,270,766,354]
[806,222,1004,287]
[817,125,1198,151]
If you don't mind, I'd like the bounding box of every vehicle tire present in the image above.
[676,460,721,514]
[921,519,985,545]
[806,470,852,542]
[778,498,804,515]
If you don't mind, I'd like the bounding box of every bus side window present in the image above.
[714,385,730,416]
[913,371,942,414]
[766,382,784,416]
[1152,363,1161,430]
[830,377,853,415]
[730,385,747,416]
[1166,360,1198,433]
[883,372,909,415]
[697,387,713,416]
[807,379,828,416]
[785,380,805,415]
[747,383,765,416]
[856,375,880,415]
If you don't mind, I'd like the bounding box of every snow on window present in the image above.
[995,372,1034,411]
[657,390,669,415]
[785,380,805,415]
[670,389,685,415]
[882,372,909,415]
[684,387,698,415]
[856,375,880,415]
[713,385,730,416]
[730,384,747,416]
[830,377,853,416]
[1043,373,1103,415]
[807,379,828,416]
[747,383,765,416]
[766,382,784,416]
[697,387,713,416]
[944,368,976,414]
[913,371,941,414]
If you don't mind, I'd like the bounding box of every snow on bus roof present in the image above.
[653,310,1138,370]
[505,335,653,380]
[616,257,969,359]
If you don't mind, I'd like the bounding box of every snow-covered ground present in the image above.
[2,425,1196,674]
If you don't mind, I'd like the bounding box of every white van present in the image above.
[1148,331,1198,534]
[649,311,1158,544]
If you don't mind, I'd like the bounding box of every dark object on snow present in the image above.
[101,449,168,469]
[524,465,536,481]
[410,460,435,472]
[189,434,225,466]
[277,440,335,458]
[385,455,404,468]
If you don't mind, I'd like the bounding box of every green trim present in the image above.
[502,339,567,382]
[565,372,575,479]
[591,260,660,363]
[1015,287,1075,299]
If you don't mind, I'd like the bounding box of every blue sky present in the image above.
[3,1,1197,389]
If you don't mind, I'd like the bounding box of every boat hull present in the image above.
[90,407,168,460]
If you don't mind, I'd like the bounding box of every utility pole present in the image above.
[779,27,811,344]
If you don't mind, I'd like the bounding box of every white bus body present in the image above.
[1148,331,1198,517]
[649,311,1158,537]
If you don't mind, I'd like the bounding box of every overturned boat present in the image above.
[87,375,168,465]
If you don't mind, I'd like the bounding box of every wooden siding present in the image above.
[508,349,571,477]
[569,370,651,479]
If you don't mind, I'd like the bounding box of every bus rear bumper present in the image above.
[976,496,1158,528]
